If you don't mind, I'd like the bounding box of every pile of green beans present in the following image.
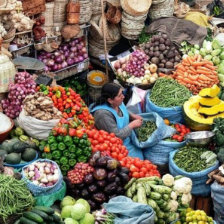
[0,175,34,222]
[150,78,191,107]
[173,146,208,172]
[136,121,157,142]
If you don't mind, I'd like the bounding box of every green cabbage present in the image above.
[212,39,222,50]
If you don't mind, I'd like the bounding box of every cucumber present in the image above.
[20,217,39,224]
[150,192,161,200]
[34,206,54,215]
[52,214,61,222]
[31,208,49,220]
[124,178,136,190]
[23,211,43,223]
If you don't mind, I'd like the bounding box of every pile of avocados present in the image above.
[0,138,37,165]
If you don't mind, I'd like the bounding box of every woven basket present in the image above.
[152,0,166,5]
[79,1,92,24]
[92,0,106,15]
[22,0,46,16]
[3,27,16,41]
[0,0,7,8]
[53,1,67,23]
[149,0,174,20]
[41,2,54,26]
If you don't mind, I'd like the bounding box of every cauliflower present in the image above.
[171,191,177,200]
[162,174,174,187]
[181,193,192,205]
[173,177,192,194]
[168,200,179,212]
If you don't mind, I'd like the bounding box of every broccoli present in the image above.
[217,147,224,163]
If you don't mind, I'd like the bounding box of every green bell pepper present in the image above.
[39,140,47,151]
[57,135,64,142]
[75,148,82,157]
[15,127,24,136]
[63,136,73,146]
[69,145,76,153]
[69,159,77,167]
[58,142,66,151]
[45,153,53,160]
[73,137,79,144]
[19,135,29,142]
[48,136,57,145]
[69,153,76,159]
[60,157,68,165]
[50,143,58,151]
[52,151,62,160]
[63,150,70,157]
[43,90,49,95]
[77,156,87,163]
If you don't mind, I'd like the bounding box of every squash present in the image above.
[199,85,220,98]
[183,95,224,131]
[198,102,224,116]
[199,96,221,107]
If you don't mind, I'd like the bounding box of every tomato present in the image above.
[98,136,104,143]
[111,152,118,159]
[177,136,183,142]
[132,172,140,178]
[139,172,145,178]
[141,167,147,173]
[130,165,139,172]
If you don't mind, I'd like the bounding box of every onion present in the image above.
[67,57,74,66]
[47,59,54,67]
[61,61,68,69]
[71,46,77,52]
[64,50,70,58]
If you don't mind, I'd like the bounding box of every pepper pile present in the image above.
[37,84,94,128]
[39,133,92,175]
[86,129,128,161]
[171,124,191,142]
[135,121,157,142]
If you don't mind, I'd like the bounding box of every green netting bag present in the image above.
[34,181,66,207]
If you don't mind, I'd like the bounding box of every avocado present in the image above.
[1,138,20,153]
[5,153,21,164]
[12,141,29,153]
[22,148,36,162]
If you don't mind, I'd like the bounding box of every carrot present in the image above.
[188,74,199,81]
[196,69,213,76]
[183,78,195,85]
[159,72,167,77]
[198,74,209,81]
[192,61,207,67]
[177,65,186,72]
[188,66,197,74]
[196,54,202,62]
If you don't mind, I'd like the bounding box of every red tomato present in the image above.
[132,172,140,178]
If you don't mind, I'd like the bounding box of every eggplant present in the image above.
[104,182,117,194]
[119,172,130,184]
[116,186,125,195]
[96,157,107,167]
[118,167,129,175]
[107,170,117,182]
[75,183,85,189]
[97,180,106,188]
[92,192,107,203]
[81,189,89,198]
[93,168,107,180]
[87,199,97,210]
[72,188,80,196]
[88,184,97,193]
[84,173,94,184]
[89,151,101,166]
[106,159,119,170]
[115,176,121,185]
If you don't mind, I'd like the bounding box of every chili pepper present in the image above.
[60,157,69,165]
[48,136,56,145]
[69,145,77,153]
[52,151,62,160]
[50,143,58,151]
[58,142,66,151]
[44,145,50,153]
[69,159,77,167]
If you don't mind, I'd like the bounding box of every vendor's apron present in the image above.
[91,103,143,159]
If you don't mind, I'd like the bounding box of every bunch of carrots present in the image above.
[172,55,219,94]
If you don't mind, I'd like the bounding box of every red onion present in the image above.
[71,46,77,52]
[67,57,74,66]
[47,59,54,67]
[61,61,68,69]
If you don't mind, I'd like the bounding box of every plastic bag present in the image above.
[207,0,224,18]
[131,112,176,148]
[169,150,219,196]
[126,87,147,114]
[17,109,60,140]
[145,92,184,123]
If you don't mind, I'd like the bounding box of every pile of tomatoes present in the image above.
[120,157,160,178]
[87,129,128,161]
[171,124,191,142]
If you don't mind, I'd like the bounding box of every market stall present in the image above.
[1,0,224,224]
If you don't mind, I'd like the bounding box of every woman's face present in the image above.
[109,88,125,108]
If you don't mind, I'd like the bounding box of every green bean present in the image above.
[150,78,191,107]
[136,121,157,142]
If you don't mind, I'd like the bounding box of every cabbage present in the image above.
[61,205,73,219]
[204,55,212,61]
[218,73,224,82]
[80,213,95,224]
[71,203,87,220]
[212,56,220,65]
[61,196,76,208]
[199,48,207,57]
[218,62,224,74]
[211,49,221,56]
[203,40,212,53]
[75,199,90,213]
[220,51,224,60]
[64,218,79,224]
[212,39,221,50]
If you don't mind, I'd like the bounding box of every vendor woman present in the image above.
[91,82,144,159]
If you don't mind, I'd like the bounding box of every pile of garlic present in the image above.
[0,23,7,38]
[6,0,22,10]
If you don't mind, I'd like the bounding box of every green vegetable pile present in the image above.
[135,121,157,142]
[0,175,34,223]
[150,78,191,107]
[173,146,217,172]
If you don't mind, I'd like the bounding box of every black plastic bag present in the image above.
[207,0,224,18]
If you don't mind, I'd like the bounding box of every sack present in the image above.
[169,150,219,196]
[211,181,224,224]
[145,92,184,123]
[35,181,66,207]
[17,109,60,140]
[131,112,176,148]
[22,159,63,196]
[144,140,186,165]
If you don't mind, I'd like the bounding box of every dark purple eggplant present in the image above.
[118,172,130,184]
[96,157,108,167]
[81,189,89,198]
[75,183,85,189]
[84,173,94,184]
[93,168,107,180]
[89,151,101,166]
[104,182,117,194]
[97,180,106,188]
[116,186,125,194]
[88,184,97,193]
[118,167,130,175]
[92,192,107,203]
[87,199,97,210]
[107,159,119,170]
[115,176,121,185]
[71,188,80,196]
[107,170,117,182]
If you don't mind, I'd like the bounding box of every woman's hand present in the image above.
[129,119,143,129]
[130,113,143,121]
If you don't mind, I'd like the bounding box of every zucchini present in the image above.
[155,199,164,206]
[20,217,39,224]
[143,183,151,196]
[34,206,54,215]
[131,182,137,194]
[137,186,147,204]
[149,184,172,194]
[126,187,133,198]
[124,178,136,190]
[31,208,49,220]
[23,211,44,223]
[162,194,170,201]
[52,214,61,222]
[136,176,160,183]
[150,192,161,200]
[147,199,157,209]
[132,195,138,202]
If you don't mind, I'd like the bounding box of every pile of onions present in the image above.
[38,37,88,72]
[1,72,36,119]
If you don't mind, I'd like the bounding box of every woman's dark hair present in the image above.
[94,82,121,106]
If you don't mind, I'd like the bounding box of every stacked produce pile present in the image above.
[1,72,36,119]
[66,152,130,210]
[125,174,193,224]
[168,123,190,143]
[37,37,88,72]
[23,92,61,121]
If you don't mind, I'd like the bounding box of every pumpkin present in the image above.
[199,85,220,98]
[199,96,221,107]
[183,95,224,131]
[198,103,224,116]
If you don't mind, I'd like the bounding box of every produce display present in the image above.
[113,49,158,85]
[183,85,224,130]
[125,175,193,224]
[23,160,60,187]
[172,55,219,94]
[169,123,191,142]
[23,92,62,121]
[173,146,217,172]
[120,156,160,178]
[67,152,130,210]
[17,206,63,224]
[37,37,88,72]
[1,72,36,119]
[150,78,191,107]
[140,32,182,70]
[135,121,157,142]
[40,131,92,175]
[0,175,34,223]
